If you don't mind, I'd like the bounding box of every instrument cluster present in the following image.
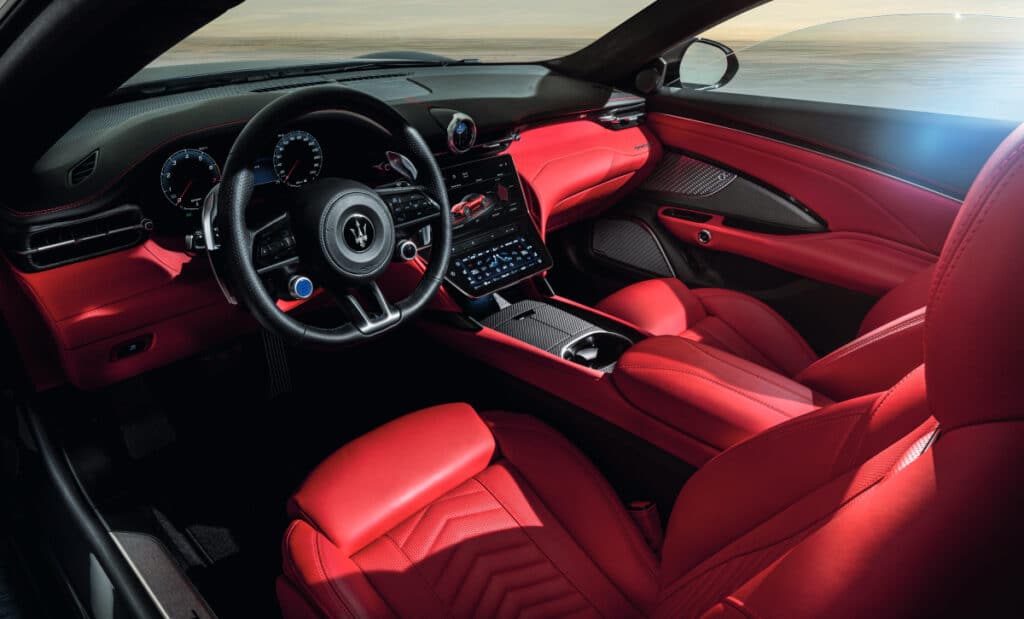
[158,130,325,211]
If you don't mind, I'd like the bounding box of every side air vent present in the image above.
[68,150,99,186]
[11,205,153,272]
[595,103,646,130]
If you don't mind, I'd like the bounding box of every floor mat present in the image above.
[185,524,240,565]
[57,322,692,618]
[0,541,35,619]
[73,326,499,618]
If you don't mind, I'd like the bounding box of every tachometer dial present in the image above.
[160,149,220,210]
[273,130,323,187]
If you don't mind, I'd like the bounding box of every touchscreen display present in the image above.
[441,154,553,298]
[445,155,528,240]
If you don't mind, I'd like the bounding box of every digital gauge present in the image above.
[160,149,220,210]
[273,130,323,187]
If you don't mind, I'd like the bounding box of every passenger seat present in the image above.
[596,266,933,400]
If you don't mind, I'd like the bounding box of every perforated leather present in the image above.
[656,368,936,617]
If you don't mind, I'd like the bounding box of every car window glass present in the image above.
[685,1,1024,120]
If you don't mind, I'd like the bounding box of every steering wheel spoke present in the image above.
[338,281,401,335]
[251,212,298,268]
[376,185,443,230]
[250,210,292,237]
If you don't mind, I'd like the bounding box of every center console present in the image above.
[439,155,633,372]
[442,155,553,297]
[482,300,635,373]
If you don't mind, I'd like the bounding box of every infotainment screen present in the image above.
[442,155,553,298]
[445,155,528,238]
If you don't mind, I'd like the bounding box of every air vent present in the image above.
[11,205,152,272]
[595,104,646,130]
[67,150,99,186]
[252,73,410,93]
[335,72,409,83]
[252,80,331,93]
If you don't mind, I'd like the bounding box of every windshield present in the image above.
[151,0,653,67]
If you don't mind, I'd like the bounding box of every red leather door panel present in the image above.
[648,113,961,294]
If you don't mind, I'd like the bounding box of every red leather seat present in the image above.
[612,335,834,451]
[279,124,1024,618]
[279,404,661,618]
[596,266,933,400]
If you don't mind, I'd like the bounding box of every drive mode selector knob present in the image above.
[288,275,315,300]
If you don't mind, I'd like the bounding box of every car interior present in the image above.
[0,0,1022,617]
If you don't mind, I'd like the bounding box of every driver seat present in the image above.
[278,124,1024,618]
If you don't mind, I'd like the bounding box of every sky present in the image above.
[184,0,1024,41]
[191,0,654,39]
[705,0,1024,42]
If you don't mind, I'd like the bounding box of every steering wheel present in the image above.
[214,85,452,347]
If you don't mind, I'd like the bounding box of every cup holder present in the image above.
[561,331,633,371]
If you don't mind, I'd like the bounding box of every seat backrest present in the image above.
[656,123,1024,618]
[857,263,934,335]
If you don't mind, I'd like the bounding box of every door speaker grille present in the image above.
[591,218,673,277]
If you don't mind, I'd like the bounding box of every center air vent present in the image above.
[68,150,99,186]
[252,73,411,93]
[11,205,152,272]
[335,72,409,83]
[252,80,330,93]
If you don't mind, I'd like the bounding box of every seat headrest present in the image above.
[926,123,1024,428]
[288,403,495,552]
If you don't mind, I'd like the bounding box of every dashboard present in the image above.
[0,62,652,389]
[139,116,407,238]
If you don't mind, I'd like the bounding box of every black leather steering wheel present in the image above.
[216,85,451,347]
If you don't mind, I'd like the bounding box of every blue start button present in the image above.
[288,275,315,300]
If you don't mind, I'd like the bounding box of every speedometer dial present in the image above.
[273,130,323,187]
[160,149,220,210]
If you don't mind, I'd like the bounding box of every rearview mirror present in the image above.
[677,39,738,90]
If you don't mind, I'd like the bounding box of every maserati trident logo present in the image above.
[343,214,374,252]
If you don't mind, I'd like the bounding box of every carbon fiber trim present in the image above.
[591,219,674,277]
[483,300,602,354]
[641,152,736,196]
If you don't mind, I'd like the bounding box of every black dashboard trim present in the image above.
[9,65,642,226]
[8,118,249,220]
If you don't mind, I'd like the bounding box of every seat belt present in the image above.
[627,500,664,553]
